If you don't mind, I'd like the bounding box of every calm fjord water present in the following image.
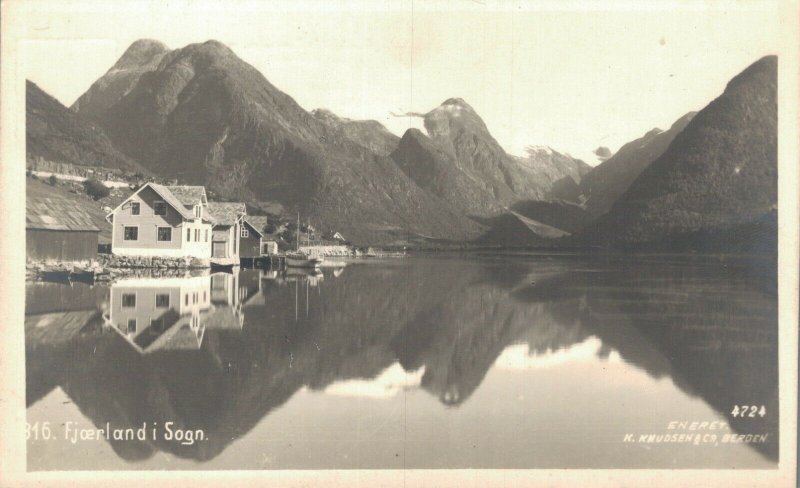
[25,255,778,470]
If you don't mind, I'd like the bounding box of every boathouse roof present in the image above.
[27,193,100,232]
[207,202,246,226]
[243,215,269,236]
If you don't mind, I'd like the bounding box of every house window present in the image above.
[187,228,191,242]
[241,227,249,238]
[153,201,167,216]
[155,293,170,308]
[127,319,137,333]
[123,226,138,241]
[194,229,200,241]
[205,229,209,242]
[122,293,136,308]
[157,227,172,242]
[130,202,140,215]
[194,205,202,218]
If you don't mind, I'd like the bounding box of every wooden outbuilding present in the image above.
[27,192,100,261]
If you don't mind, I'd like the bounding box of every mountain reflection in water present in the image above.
[25,255,778,470]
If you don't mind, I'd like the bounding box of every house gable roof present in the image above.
[147,323,205,352]
[207,202,246,227]
[27,193,100,232]
[242,216,268,237]
[149,184,202,219]
[163,185,207,207]
[203,305,244,330]
[106,183,210,222]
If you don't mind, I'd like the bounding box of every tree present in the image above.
[48,174,58,186]
[83,178,110,200]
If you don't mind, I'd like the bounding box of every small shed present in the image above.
[262,241,279,255]
[27,193,100,261]
[240,215,268,258]
[206,202,246,261]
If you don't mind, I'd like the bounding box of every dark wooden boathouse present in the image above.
[27,192,100,261]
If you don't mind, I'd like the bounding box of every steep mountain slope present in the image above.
[311,109,399,156]
[71,40,482,244]
[26,80,144,172]
[548,175,583,203]
[390,99,588,217]
[390,127,506,216]
[583,55,777,249]
[579,112,696,217]
[519,145,591,195]
[521,145,591,205]
[71,39,170,118]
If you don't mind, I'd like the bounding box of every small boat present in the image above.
[285,267,324,280]
[286,213,323,269]
[317,258,347,268]
[210,258,239,269]
[285,252,323,268]
[39,265,96,284]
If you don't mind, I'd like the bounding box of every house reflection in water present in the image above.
[108,271,260,353]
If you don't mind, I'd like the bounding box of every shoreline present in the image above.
[26,249,775,280]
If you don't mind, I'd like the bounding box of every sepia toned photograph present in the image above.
[1,0,797,486]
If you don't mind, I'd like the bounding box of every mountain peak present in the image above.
[73,39,170,115]
[400,127,427,139]
[195,39,235,55]
[441,97,472,108]
[725,55,777,93]
[424,97,488,140]
[113,39,169,70]
[203,39,229,48]
[434,97,478,117]
[127,38,167,50]
[172,39,241,66]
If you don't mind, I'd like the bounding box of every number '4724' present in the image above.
[731,405,766,418]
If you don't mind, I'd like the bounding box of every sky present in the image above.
[19,0,782,165]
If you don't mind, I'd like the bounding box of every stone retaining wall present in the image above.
[96,254,210,269]
[26,254,211,282]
